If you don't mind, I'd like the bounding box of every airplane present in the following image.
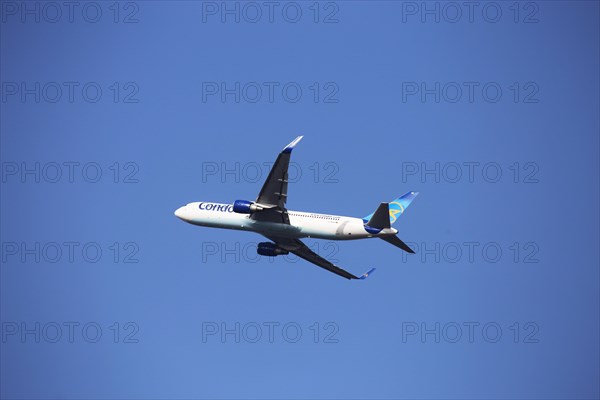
[174,136,419,280]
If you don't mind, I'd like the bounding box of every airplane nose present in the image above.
[174,206,186,220]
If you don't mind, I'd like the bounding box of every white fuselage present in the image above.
[174,202,397,240]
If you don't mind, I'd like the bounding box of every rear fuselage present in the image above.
[174,202,397,240]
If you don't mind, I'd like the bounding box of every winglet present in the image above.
[282,136,303,153]
[359,267,376,280]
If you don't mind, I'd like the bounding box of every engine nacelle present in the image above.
[257,242,289,257]
[233,200,263,214]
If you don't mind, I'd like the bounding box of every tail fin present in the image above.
[363,191,419,225]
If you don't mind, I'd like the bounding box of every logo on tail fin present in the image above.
[388,201,406,224]
[362,191,419,225]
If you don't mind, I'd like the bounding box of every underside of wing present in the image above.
[264,235,375,280]
[255,136,302,209]
[251,136,303,224]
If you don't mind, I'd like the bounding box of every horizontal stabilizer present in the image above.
[380,235,415,254]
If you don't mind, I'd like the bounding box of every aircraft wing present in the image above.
[264,235,375,280]
[255,136,303,208]
[252,136,303,224]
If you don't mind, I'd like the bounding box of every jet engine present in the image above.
[257,242,289,257]
[233,200,263,214]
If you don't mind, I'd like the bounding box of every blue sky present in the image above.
[1,1,599,399]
